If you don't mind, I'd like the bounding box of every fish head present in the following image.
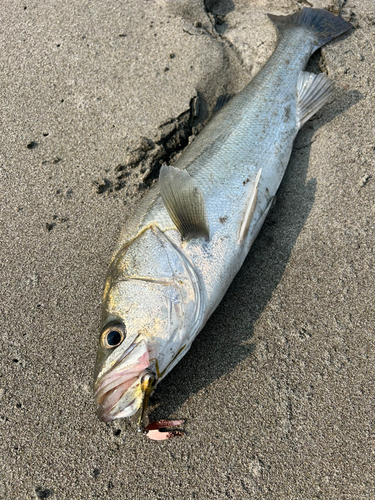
[93,315,150,422]
[93,225,205,422]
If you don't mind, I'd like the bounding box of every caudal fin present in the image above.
[268,8,352,53]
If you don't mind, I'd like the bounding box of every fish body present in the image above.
[94,9,351,425]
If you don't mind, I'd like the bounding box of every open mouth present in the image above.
[94,339,150,422]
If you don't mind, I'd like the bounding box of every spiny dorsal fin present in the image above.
[297,71,334,129]
[159,164,209,241]
[213,94,234,113]
[238,168,262,243]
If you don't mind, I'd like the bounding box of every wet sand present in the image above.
[1,0,374,498]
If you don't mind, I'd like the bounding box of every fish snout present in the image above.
[94,340,150,421]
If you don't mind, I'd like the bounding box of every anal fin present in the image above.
[297,72,334,129]
[159,164,209,241]
[238,168,262,243]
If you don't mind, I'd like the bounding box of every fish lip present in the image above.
[94,338,150,420]
[94,340,139,393]
[94,371,139,405]
[97,375,144,422]
[94,372,144,421]
[97,398,137,422]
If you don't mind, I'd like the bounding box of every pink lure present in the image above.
[144,420,184,441]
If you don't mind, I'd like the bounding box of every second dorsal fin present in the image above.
[159,165,210,241]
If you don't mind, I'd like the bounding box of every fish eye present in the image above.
[100,324,125,349]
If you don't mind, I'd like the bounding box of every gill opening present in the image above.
[149,344,187,381]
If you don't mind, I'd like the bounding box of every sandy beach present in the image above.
[1,0,374,498]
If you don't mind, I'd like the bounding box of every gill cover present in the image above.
[97,224,205,383]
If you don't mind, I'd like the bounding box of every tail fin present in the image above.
[268,8,352,53]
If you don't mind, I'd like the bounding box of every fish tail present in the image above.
[268,8,352,53]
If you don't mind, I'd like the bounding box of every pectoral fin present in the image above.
[159,164,209,241]
[297,72,334,129]
[238,168,262,243]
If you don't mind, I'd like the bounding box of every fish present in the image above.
[93,8,351,439]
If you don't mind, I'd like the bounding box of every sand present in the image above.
[1,0,374,498]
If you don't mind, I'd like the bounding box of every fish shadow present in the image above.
[149,87,361,421]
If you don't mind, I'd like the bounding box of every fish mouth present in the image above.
[94,339,150,422]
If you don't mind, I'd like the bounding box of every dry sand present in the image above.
[1,0,374,498]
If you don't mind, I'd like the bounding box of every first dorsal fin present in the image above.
[213,94,234,112]
[159,165,209,241]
